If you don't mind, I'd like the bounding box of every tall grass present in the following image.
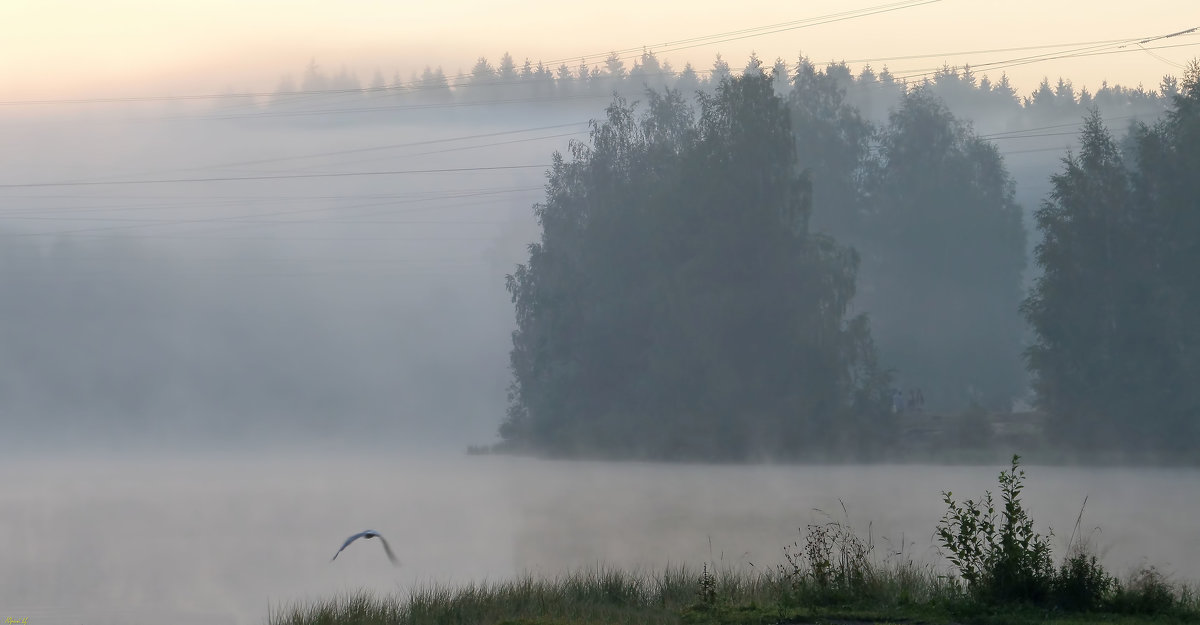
[271,566,779,625]
[270,457,1200,625]
[269,545,966,625]
[269,552,1198,625]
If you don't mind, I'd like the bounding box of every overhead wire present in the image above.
[0,0,941,109]
[0,185,541,218]
[56,35,1195,126]
[62,122,587,185]
[881,37,1198,86]
[2,14,1189,139]
[538,0,943,70]
[0,164,550,191]
[1,184,540,232]
[167,122,586,173]
[0,1,964,277]
[1,11,1192,260]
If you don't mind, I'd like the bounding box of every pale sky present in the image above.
[2,0,1197,101]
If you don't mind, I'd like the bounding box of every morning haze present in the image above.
[2,1,1199,624]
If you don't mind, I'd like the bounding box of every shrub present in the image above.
[1049,496,1114,611]
[1052,552,1114,611]
[1110,565,1178,615]
[781,510,875,604]
[935,455,1053,603]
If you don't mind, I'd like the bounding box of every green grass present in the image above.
[270,458,1198,625]
[268,561,1200,625]
[270,565,755,625]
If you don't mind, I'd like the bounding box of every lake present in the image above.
[3,452,1197,624]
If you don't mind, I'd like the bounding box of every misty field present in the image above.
[3,453,1198,625]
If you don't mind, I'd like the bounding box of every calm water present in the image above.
[2,452,1197,624]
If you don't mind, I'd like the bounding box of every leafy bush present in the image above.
[1047,496,1115,611]
[1110,565,1178,615]
[1052,552,1114,611]
[935,455,1053,603]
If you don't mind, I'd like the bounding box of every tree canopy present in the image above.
[858,90,1028,412]
[502,75,890,460]
[1023,61,1200,454]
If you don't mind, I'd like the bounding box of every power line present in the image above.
[0,185,540,217]
[35,233,506,242]
[0,165,550,190]
[62,35,1196,126]
[986,130,1091,141]
[0,0,940,108]
[969,40,1197,76]
[998,145,1077,156]
[175,34,1200,121]
[977,116,1138,139]
[0,261,499,281]
[1127,26,1199,46]
[80,123,585,184]
[268,131,582,178]
[832,37,1198,97]
[839,38,1138,65]
[0,177,543,238]
[5,26,1189,129]
[202,93,610,121]
[541,0,942,68]
[887,39,1199,85]
[862,113,1150,159]
[182,122,584,172]
[0,190,532,238]
[1137,43,1187,69]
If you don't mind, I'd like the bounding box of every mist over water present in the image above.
[0,102,579,451]
[4,47,1196,625]
[3,452,1197,625]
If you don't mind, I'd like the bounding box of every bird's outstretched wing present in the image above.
[376,533,400,566]
[331,530,370,561]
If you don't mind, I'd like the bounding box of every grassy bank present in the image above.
[271,458,1199,625]
[269,563,1199,625]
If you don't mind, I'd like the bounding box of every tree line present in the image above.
[269,52,1175,125]
[499,59,1200,461]
[1023,65,1200,455]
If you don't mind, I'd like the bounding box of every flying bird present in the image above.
[330,530,399,566]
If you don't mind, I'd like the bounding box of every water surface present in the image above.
[3,453,1197,624]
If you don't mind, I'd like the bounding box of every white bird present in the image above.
[330,530,399,565]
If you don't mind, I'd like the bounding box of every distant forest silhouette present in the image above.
[268,50,1178,125]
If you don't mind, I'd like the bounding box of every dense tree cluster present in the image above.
[1022,62,1200,454]
[858,91,1028,412]
[500,51,1200,460]
[502,76,891,460]
[257,52,1200,459]
[785,64,1028,412]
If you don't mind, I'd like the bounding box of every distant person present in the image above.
[917,389,925,411]
[892,389,904,414]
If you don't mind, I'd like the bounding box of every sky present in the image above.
[2,0,1197,102]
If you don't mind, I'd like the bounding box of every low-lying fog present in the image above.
[3,66,1189,625]
[3,453,1197,625]
[0,98,589,451]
